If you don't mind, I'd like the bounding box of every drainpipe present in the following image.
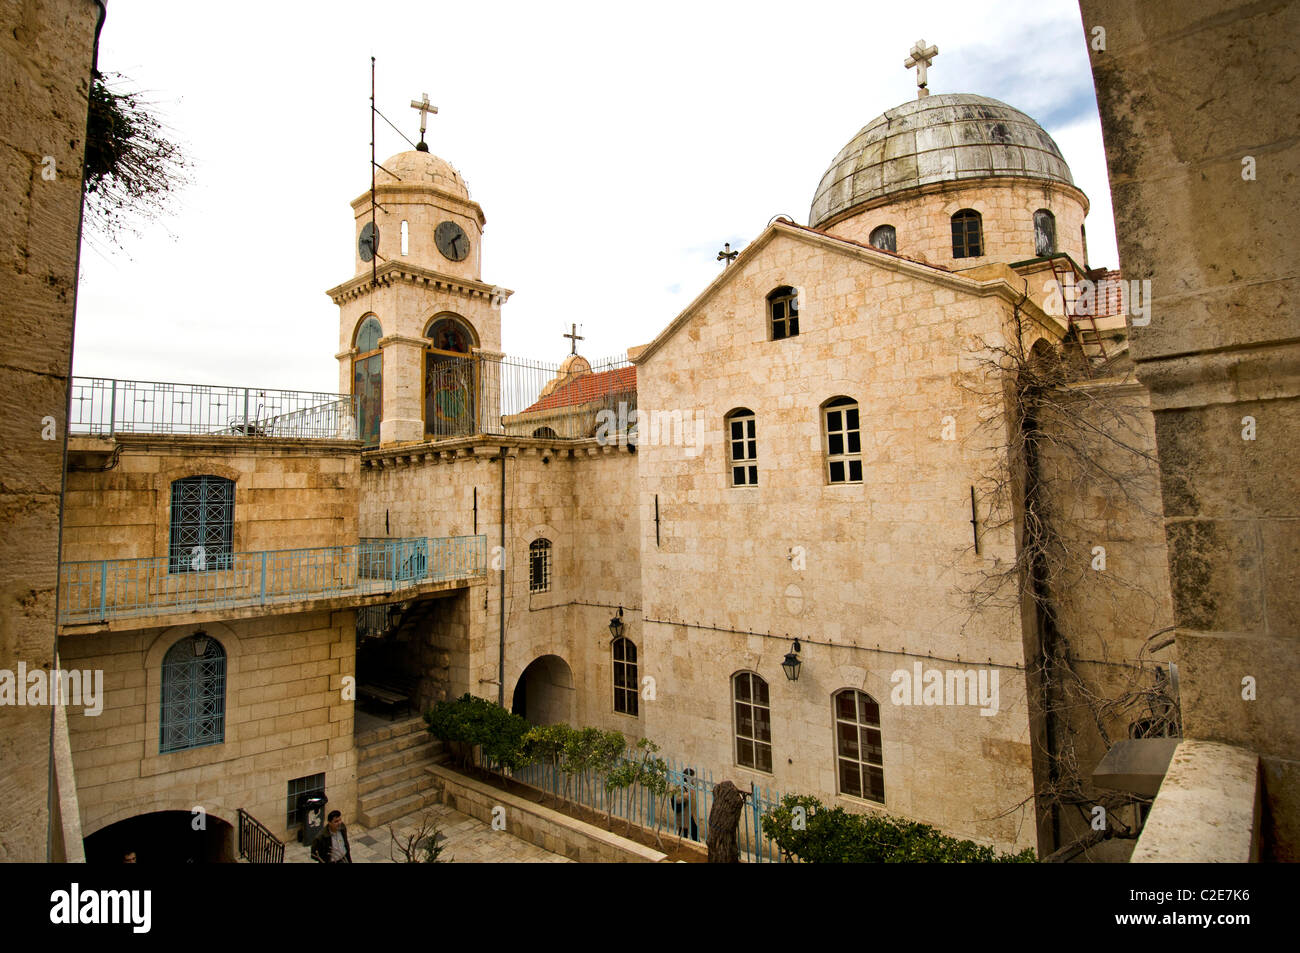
[498,447,506,706]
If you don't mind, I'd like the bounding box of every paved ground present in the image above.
[284,801,571,864]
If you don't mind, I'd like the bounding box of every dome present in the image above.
[375,150,469,199]
[809,94,1075,229]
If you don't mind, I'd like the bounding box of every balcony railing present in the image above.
[58,535,487,625]
[69,377,359,440]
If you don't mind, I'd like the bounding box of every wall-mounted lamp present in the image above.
[192,630,210,658]
[608,607,625,642]
[782,639,803,681]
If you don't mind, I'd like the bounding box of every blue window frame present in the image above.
[160,635,226,754]
[169,475,234,573]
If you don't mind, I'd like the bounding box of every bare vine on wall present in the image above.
[956,303,1181,860]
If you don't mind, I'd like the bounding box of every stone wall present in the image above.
[1080,0,1300,860]
[0,0,101,862]
[61,437,360,564]
[59,609,357,844]
[632,226,1045,850]
[824,179,1089,271]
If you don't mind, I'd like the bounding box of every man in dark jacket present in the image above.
[310,810,353,863]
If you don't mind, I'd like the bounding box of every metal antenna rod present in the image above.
[370,56,377,289]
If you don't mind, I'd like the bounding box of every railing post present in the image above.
[98,560,107,620]
[243,387,250,434]
[108,379,116,437]
[260,551,267,604]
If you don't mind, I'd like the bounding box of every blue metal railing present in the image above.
[499,751,787,862]
[68,377,359,440]
[58,535,486,624]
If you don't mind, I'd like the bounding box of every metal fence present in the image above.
[502,751,787,862]
[58,535,486,624]
[69,377,358,440]
[426,353,636,441]
[236,808,285,863]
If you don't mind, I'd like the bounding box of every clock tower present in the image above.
[326,146,511,446]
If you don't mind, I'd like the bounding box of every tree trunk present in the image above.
[706,781,745,863]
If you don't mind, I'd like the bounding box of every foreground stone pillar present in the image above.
[0,0,103,861]
[1079,0,1300,859]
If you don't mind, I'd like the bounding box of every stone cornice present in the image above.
[351,185,487,228]
[1134,339,1300,412]
[325,261,514,306]
[360,433,635,469]
[85,433,362,454]
[815,175,1091,233]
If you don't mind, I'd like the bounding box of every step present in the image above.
[358,728,441,766]
[358,738,441,778]
[358,790,440,828]
[359,772,439,815]
[358,758,437,797]
[355,714,426,749]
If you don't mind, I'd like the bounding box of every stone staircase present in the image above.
[355,715,448,828]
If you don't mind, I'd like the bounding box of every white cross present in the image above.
[904,40,939,98]
[410,92,438,145]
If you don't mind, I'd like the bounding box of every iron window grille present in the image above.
[612,637,638,716]
[834,689,884,803]
[159,637,226,754]
[733,671,773,773]
[286,773,326,828]
[168,476,234,573]
[529,538,552,593]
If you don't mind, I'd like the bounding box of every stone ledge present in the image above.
[426,763,667,863]
[1130,739,1261,863]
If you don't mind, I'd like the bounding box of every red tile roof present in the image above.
[521,365,637,414]
[1090,269,1126,318]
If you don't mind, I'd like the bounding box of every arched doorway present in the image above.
[84,810,236,863]
[511,654,574,726]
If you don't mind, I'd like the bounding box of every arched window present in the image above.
[160,634,226,754]
[532,426,559,439]
[726,408,757,486]
[951,209,983,259]
[168,476,234,573]
[1034,209,1056,257]
[353,315,383,447]
[733,671,772,772]
[613,637,638,716]
[821,396,862,484]
[767,286,799,341]
[400,219,409,256]
[425,315,477,438]
[869,224,897,252]
[834,689,883,803]
[529,538,552,593]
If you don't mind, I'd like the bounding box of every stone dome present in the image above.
[809,93,1075,229]
[375,149,469,199]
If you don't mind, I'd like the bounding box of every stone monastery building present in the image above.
[49,58,1174,862]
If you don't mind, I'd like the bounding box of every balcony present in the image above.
[58,536,487,631]
[68,377,358,440]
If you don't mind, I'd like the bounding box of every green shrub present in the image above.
[761,794,1036,863]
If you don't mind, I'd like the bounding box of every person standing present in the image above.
[311,810,353,863]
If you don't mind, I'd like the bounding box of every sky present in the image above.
[73,0,1118,395]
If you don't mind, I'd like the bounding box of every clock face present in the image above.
[436,220,470,262]
[358,222,378,262]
